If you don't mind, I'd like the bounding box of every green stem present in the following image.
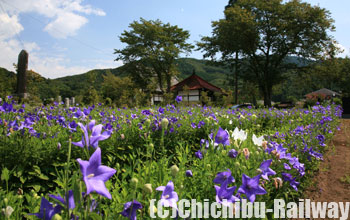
[161,127,165,155]
[128,183,138,219]
[64,139,72,218]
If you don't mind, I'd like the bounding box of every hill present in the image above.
[0,56,311,100]
[48,58,233,98]
[0,67,16,97]
[175,58,231,88]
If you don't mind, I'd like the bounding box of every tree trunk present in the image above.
[156,72,164,93]
[234,52,238,104]
[166,74,171,93]
[263,85,272,107]
[252,93,257,106]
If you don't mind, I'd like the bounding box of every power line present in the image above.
[0,0,26,51]
[1,0,115,59]
[0,0,41,72]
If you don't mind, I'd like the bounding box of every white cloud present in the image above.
[0,13,23,40]
[0,34,121,79]
[44,12,88,39]
[0,38,39,70]
[1,0,105,38]
[30,57,123,79]
[0,0,116,78]
[335,43,349,57]
[62,0,106,16]
[0,38,121,79]
[90,59,123,70]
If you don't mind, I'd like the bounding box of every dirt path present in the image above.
[306,119,350,202]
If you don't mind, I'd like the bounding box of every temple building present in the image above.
[170,71,224,103]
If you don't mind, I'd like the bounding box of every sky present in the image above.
[0,0,349,79]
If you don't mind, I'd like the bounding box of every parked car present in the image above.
[275,101,295,109]
[231,103,253,109]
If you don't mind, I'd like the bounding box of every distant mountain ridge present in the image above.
[0,56,311,100]
[39,58,234,98]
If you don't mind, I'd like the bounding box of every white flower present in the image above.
[3,206,14,218]
[231,127,240,139]
[252,134,264,146]
[231,127,247,142]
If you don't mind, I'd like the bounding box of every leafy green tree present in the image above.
[114,18,193,93]
[198,0,255,104]
[199,0,336,106]
[200,91,212,106]
[101,72,137,107]
[0,67,16,97]
[296,57,350,96]
[82,86,99,105]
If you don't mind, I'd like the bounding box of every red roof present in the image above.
[170,73,223,93]
[305,88,340,97]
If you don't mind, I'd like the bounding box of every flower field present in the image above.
[0,96,343,219]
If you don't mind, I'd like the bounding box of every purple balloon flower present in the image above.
[237,174,267,203]
[228,149,238,158]
[28,197,61,219]
[195,150,203,159]
[215,182,239,206]
[213,169,235,185]
[259,159,276,180]
[200,139,209,149]
[72,120,111,149]
[175,96,182,103]
[283,163,291,170]
[158,107,165,114]
[49,190,75,210]
[120,200,143,220]
[185,170,193,177]
[156,181,179,209]
[214,127,230,147]
[282,173,300,191]
[77,147,116,199]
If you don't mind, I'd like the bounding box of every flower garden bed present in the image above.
[0,96,342,219]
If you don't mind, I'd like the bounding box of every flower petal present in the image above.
[94,165,116,182]
[91,124,103,137]
[163,181,174,196]
[156,186,166,191]
[85,179,112,199]
[77,159,89,177]
[86,148,102,174]
[88,120,96,131]
[72,140,84,148]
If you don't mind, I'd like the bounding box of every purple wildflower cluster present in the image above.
[72,120,111,149]
[30,120,117,219]
[0,97,341,220]
[213,161,274,205]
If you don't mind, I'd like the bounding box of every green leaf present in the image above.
[32,165,41,175]
[88,212,103,220]
[1,168,10,182]
[27,184,41,192]
[19,176,27,184]
[53,179,65,188]
[14,169,23,177]
[73,181,81,208]
[38,173,49,181]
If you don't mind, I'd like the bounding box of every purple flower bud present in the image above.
[228,149,238,158]
[185,170,193,177]
[57,142,61,150]
[195,150,203,159]
[175,96,182,103]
